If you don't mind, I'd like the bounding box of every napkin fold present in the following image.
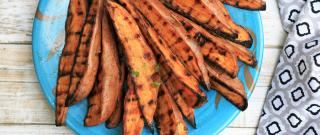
[257,0,320,134]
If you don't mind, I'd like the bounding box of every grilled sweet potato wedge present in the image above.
[55,0,88,126]
[210,80,248,110]
[84,8,123,127]
[206,63,246,98]
[155,85,188,135]
[132,0,211,89]
[66,0,103,106]
[107,1,159,128]
[221,0,266,10]
[123,76,144,135]
[161,0,253,47]
[171,11,239,77]
[172,12,256,66]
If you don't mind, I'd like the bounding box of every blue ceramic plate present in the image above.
[32,0,264,135]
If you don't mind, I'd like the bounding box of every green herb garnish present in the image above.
[131,71,140,77]
[151,82,161,88]
[155,63,161,72]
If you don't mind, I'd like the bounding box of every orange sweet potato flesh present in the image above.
[55,0,88,126]
[66,0,103,106]
[161,0,253,47]
[123,76,144,135]
[107,1,159,128]
[84,7,123,126]
[221,0,266,11]
[172,11,256,66]
[131,0,211,90]
[155,85,188,135]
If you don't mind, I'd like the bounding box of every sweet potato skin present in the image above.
[55,0,88,126]
[107,1,159,128]
[155,85,188,135]
[66,0,103,106]
[132,0,211,90]
[123,76,144,135]
[84,7,123,127]
[105,93,123,128]
[221,0,266,10]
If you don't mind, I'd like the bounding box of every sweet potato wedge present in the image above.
[123,76,144,135]
[66,0,103,106]
[171,11,239,77]
[221,0,266,10]
[206,63,246,98]
[55,0,88,126]
[172,12,256,66]
[210,80,248,110]
[161,0,253,47]
[107,1,159,128]
[131,0,211,90]
[155,85,188,135]
[84,8,123,126]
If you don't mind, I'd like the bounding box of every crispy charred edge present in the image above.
[181,21,238,77]
[210,80,248,110]
[160,69,208,108]
[66,0,103,106]
[174,12,256,67]
[160,1,236,39]
[131,10,208,108]
[222,0,266,11]
[161,0,253,47]
[206,63,246,97]
[55,0,88,126]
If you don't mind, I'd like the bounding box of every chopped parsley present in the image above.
[151,82,161,88]
[131,71,140,77]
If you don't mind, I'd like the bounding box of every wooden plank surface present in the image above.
[0,0,285,134]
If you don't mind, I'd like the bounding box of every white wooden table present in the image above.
[0,0,286,134]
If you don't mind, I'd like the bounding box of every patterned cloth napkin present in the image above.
[257,0,320,134]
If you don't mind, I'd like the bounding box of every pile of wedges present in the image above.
[54,0,265,134]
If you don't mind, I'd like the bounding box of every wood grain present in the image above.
[0,0,284,134]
